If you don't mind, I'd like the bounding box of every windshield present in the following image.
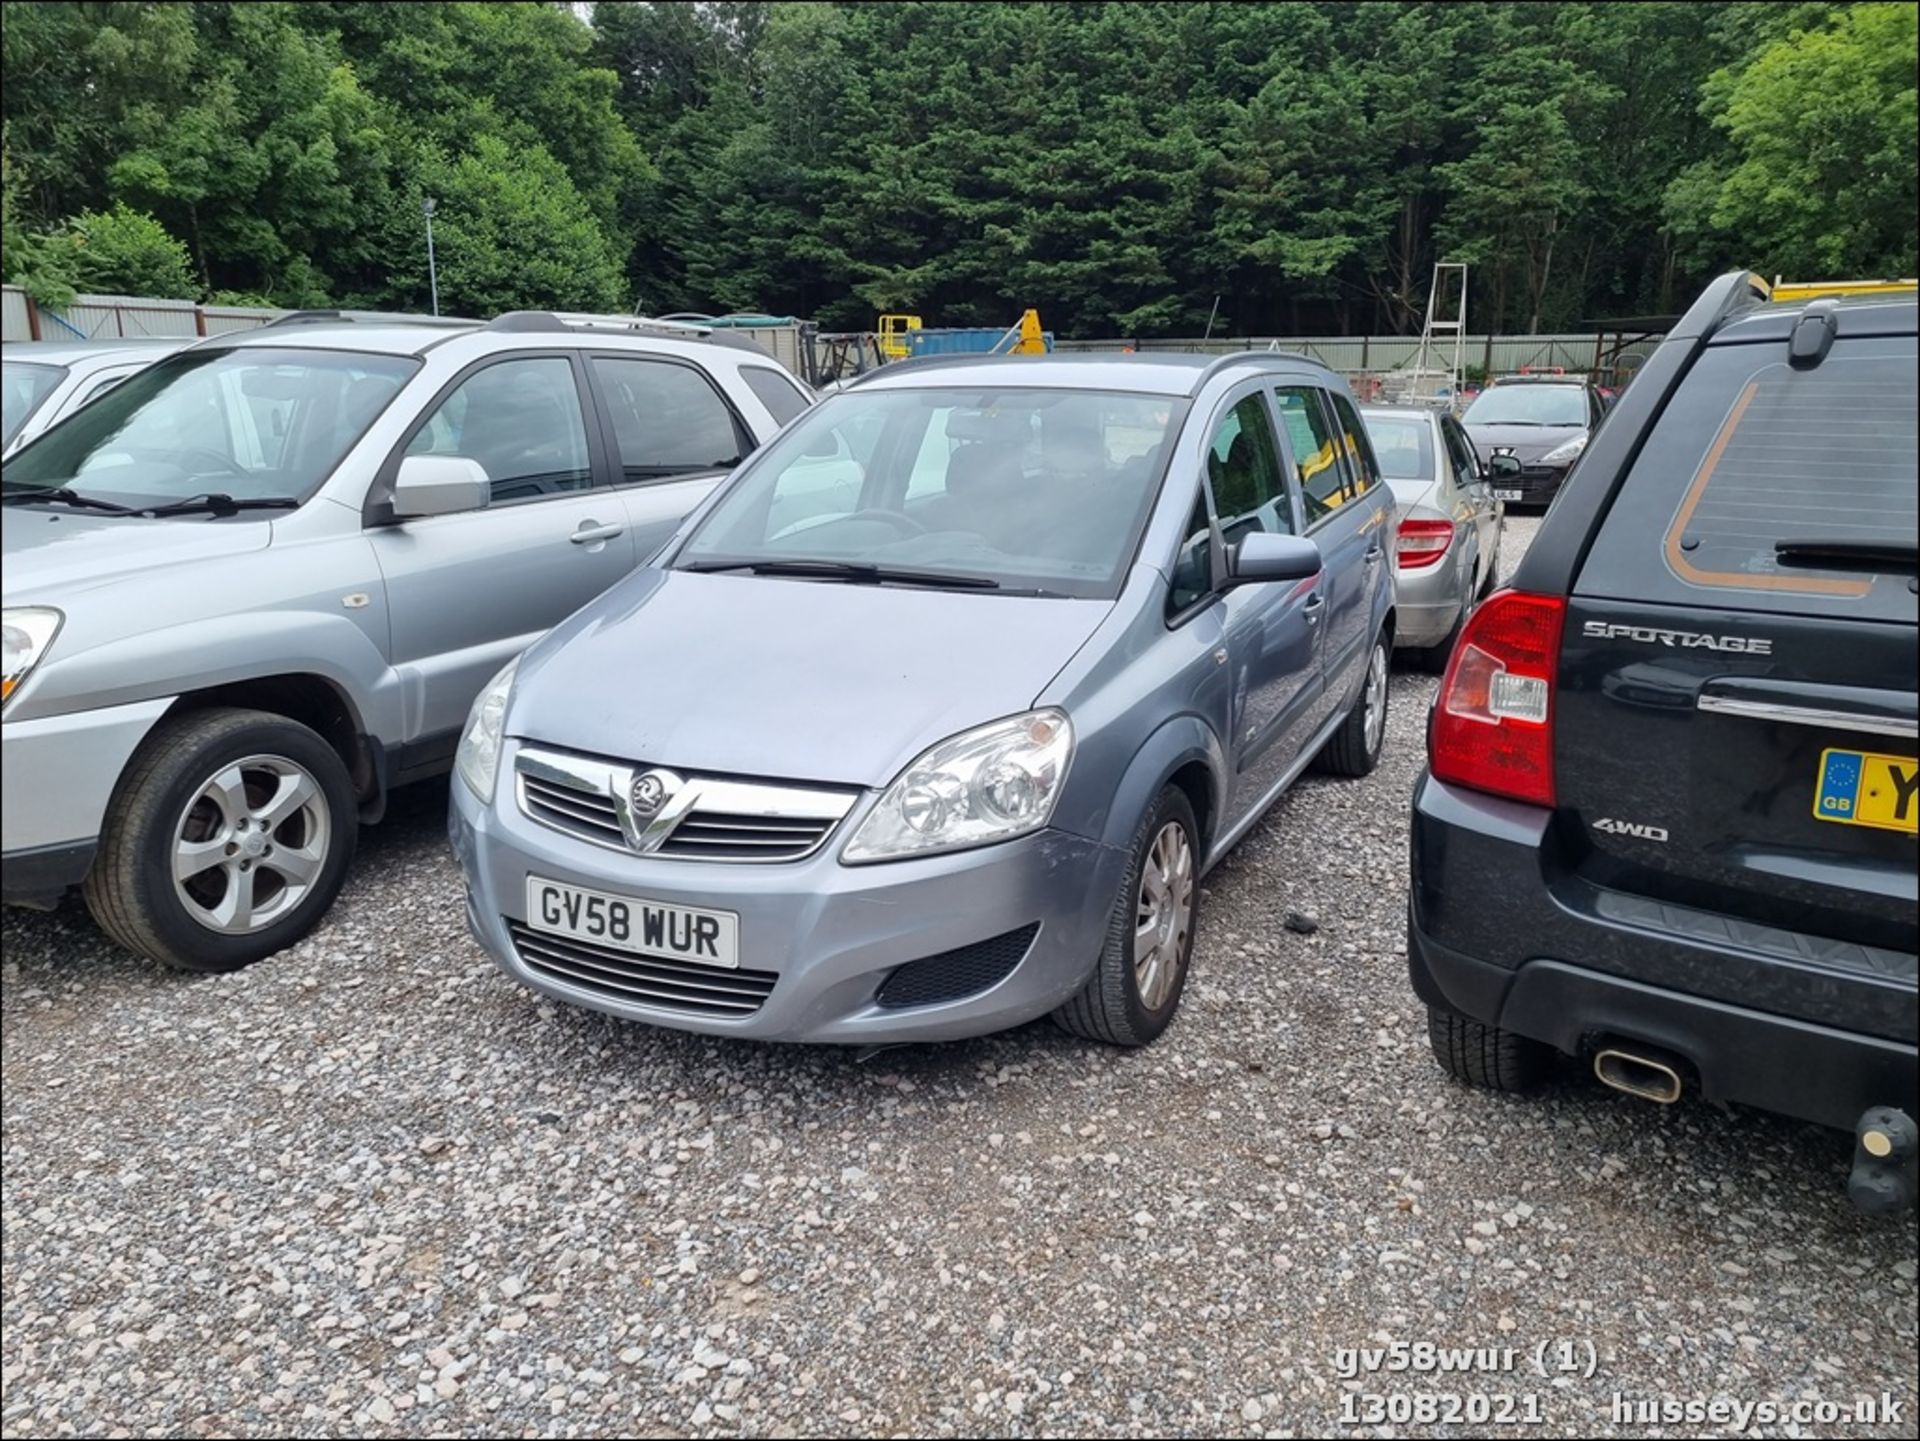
[677,386,1184,597]
[1,347,417,507]
[1462,384,1588,427]
[1360,413,1434,481]
[3,362,66,446]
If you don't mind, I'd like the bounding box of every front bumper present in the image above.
[1409,771,1918,1131]
[1,697,172,898]
[449,749,1130,1044]
[1488,463,1568,507]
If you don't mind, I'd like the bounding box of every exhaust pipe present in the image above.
[1593,1047,1684,1105]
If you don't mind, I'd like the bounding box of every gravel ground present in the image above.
[4,514,1916,1439]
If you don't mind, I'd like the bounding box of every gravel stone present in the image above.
[4,517,1916,1436]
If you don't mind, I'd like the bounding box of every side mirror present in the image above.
[1225,532,1322,587]
[1486,453,1523,480]
[392,454,489,518]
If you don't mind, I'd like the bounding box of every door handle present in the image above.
[570,521,624,545]
[1364,542,1384,563]
[1303,592,1326,623]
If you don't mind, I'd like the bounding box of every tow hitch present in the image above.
[1847,1108,1918,1214]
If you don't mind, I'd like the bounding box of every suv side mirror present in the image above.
[1225,532,1322,587]
[1486,453,1523,480]
[392,455,490,518]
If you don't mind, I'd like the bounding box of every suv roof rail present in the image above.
[264,309,476,329]
[486,310,716,338]
[1669,270,1772,342]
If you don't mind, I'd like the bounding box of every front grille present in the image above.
[521,772,625,847]
[514,747,858,863]
[506,919,778,1017]
[656,811,838,860]
[875,924,1040,1010]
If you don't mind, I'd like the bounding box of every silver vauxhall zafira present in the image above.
[450,352,1396,1047]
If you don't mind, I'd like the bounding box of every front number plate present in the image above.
[525,877,739,968]
[1495,488,1523,501]
[1814,748,1919,834]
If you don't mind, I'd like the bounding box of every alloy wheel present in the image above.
[1134,820,1195,1010]
[171,754,332,934]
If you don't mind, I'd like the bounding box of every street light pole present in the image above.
[423,197,439,317]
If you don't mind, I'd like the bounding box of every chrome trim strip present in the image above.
[1695,694,1918,739]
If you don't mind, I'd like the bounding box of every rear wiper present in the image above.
[1775,536,1918,571]
[137,493,300,518]
[0,485,138,514]
[682,558,1001,590]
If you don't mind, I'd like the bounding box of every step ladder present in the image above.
[1397,262,1468,407]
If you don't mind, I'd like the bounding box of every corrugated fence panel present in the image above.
[1055,333,1610,374]
[201,307,281,336]
[1,286,31,342]
[56,296,205,339]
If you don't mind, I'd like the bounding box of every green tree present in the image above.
[1668,3,1918,279]
[62,202,196,297]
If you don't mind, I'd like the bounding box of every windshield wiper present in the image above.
[1775,536,1919,571]
[137,493,300,518]
[682,558,1002,590]
[0,485,139,514]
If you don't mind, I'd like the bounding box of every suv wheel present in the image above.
[1426,1006,1551,1093]
[1315,631,1389,776]
[84,708,357,972]
[1053,786,1201,1046]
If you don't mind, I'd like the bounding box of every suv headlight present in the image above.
[1541,434,1587,466]
[1,608,62,712]
[842,709,1073,863]
[455,657,519,801]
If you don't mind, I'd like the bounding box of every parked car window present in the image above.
[740,366,811,426]
[4,347,416,505]
[1273,386,1350,524]
[407,357,591,506]
[1361,413,1434,481]
[679,387,1181,599]
[1577,338,1918,623]
[1462,384,1587,426]
[3,361,66,444]
[1329,392,1382,496]
[1207,394,1293,543]
[1441,414,1481,482]
[74,371,134,409]
[1167,492,1215,614]
[590,356,747,482]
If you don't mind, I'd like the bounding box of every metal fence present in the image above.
[1053,332,1620,375]
[2,287,280,342]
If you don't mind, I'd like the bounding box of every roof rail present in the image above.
[1668,270,1771,342]
[264,309,475,329]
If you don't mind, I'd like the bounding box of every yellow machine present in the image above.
[1000,307,1048,355]
[1770,276,1918,302]
[877,313,922,360]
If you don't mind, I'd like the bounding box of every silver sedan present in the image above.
[1361,404,1504,670]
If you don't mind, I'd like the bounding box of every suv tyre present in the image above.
[84,708,357,972]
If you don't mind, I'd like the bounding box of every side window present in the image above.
[1273,387,1349,525]
[589,356,747,483]
[1167,492,1215,615]
[1205,393,1293,545]
[73,371,133,409]
[406,357,591,507]
[1443,416,1480,483]
[1328,391,1381,497]
[740,366,811,426]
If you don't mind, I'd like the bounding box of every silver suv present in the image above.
[1,310,807,970]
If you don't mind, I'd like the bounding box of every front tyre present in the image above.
[1052,786,1201,1046]
[1315,631,1389,777]
[83,708,357,972]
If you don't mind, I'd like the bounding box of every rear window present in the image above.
[1361,412,1434,481]
[741,366,811,426]
[1577,337,1918,622]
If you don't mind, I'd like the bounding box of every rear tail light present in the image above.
[1396,517,1455,569]
[1429,590,1566,807]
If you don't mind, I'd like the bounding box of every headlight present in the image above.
[1541,434,1587,466]
[1,608,62,711]
[455,657,519,801]
[842,709,1073,863]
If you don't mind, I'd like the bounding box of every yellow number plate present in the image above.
[1813,748,1920,833]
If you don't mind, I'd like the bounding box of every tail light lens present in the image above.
[1396,517,1454,569]
[1429,590,1566,807]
